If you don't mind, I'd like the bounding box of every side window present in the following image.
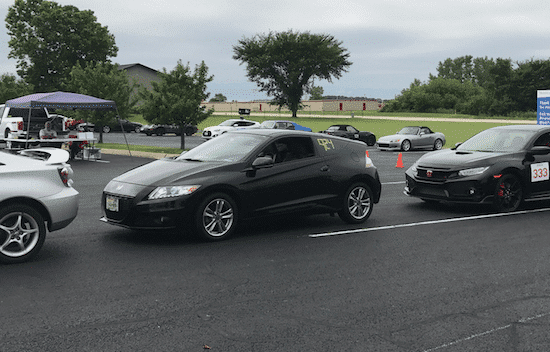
[534,132,550,147]
[259,137,315,164]
[0,106,5,118]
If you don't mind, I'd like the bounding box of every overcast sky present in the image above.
[1,0,550,101]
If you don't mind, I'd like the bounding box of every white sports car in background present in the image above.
[202,119,260,139]
[0,148,79,264]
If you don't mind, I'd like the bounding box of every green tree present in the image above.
[209,93,227,102]
[233,30,351,117]
[514,59,550,112]
[6,0,118,92]
[139,60,214,149]
[63,62,136,143]
[0,74,32,103]
[309,85,324,100]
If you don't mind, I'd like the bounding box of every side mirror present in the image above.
[451,142,462,150]
[529,146,550,155]
[252,156,274,168]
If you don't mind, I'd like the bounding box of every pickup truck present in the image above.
[0,104,68,140]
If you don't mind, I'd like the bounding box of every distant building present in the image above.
[203,99,383,114]
[118,63,160,106]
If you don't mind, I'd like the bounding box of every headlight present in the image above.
[458,166,489,177]
[148,185,201,200]
[391,138,401,143]
[408,163,418,176]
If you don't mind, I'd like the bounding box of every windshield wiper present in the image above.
[181,158,203,162]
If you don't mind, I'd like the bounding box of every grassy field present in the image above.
[120,112,536,154]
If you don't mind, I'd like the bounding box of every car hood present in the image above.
[378,134,408,141]
[112,158,231,187]
[415,149,507,168]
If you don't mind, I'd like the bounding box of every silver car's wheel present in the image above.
[103,125,111,133]
[433,139,443,150]
[401,139,411,152]
[338,183,373,224]
[195,193,237,241]
[0,204,46,264]
[134,126,141,133]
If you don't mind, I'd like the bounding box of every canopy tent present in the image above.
[5,91,117,110]
[4,92,131,155]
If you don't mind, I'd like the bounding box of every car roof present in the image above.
[229,128,313,137]
[492,124,550,131]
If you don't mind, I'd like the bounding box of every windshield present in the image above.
[326,126,341,132]
[260,121,276,129]
[457,129,535,152]
[176,132,267,162]
[219,120,238,126]
[398,127,420,135]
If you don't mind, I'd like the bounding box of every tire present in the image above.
[433,139,443,150]
[366,134,376,146]
[493,174,523,212]
[103,125,111,133]
[338,183,374,224]
[4,128,10,139]
[194,193,238,241]
[134,126,141,133]
[0,204,46,264]
[185,128,194,136]
[156,128,165,136]
[401,139,411,152]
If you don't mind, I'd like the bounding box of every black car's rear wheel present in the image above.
[338,183,373,224]
[194,193,238,241]
[366,134,376,146]
[156,128,165,136]
[493,174,523,212]
[134,126,141,133]
[0,204,46,264]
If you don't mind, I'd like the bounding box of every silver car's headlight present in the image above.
[148,185,201,200]
[458,166,489,177]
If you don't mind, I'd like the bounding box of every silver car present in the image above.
[376,126,446,151]
[0,148,79,263]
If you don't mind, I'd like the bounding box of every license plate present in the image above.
[106,195,119,212]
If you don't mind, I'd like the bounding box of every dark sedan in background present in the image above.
[101,129,381,241]
[140,124,198,136]
[321,124,376,146]
[405,125,550,212]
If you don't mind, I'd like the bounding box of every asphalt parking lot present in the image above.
[2,139,550,351]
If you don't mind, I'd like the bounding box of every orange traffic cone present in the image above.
[365,150,369,157]
[396,153,404,168]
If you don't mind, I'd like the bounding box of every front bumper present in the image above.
[101,192,192,230]
[404,169,495,204]
[376,141,402,150]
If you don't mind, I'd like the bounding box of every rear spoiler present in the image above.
[18,147,70,164]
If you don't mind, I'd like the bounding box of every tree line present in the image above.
[382,55,550,116]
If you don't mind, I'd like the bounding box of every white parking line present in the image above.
[421,311,550,352]
[309,207,550,238]
[381,181,405,185]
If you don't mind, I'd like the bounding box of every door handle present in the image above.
[321,165,329,172]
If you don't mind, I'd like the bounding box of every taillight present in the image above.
[58,166,74,187]
[17,121,23,130]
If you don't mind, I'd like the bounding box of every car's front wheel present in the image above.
[493,174,523,212]
[134,126,141,133]
[156,128,165,136]
[338,183,373,224]
[433,138,443,150]
[103,125,111,133]
[0,204,46,264]
[194,193,238,241]
[401,139,411,151]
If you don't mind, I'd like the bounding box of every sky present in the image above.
[1,0,550,102]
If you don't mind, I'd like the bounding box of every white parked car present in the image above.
[202,119,260,139]
[0,148,79,263]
